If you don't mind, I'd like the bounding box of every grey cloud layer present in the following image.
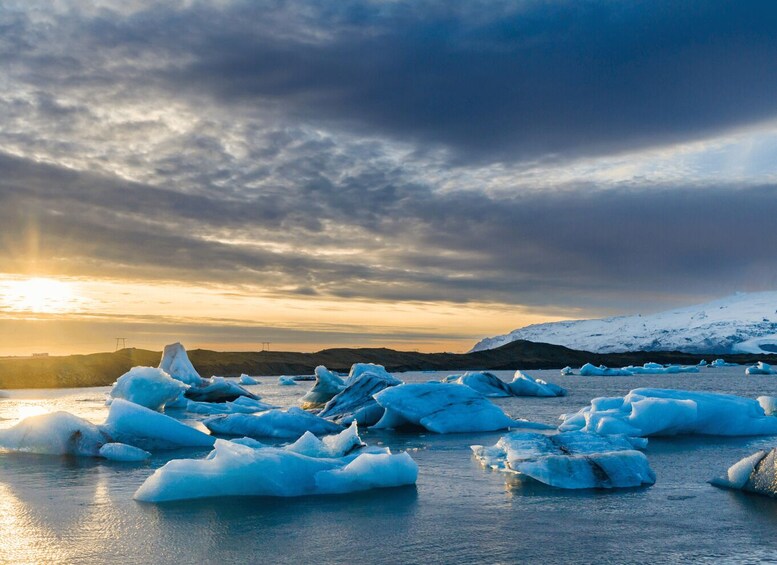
[2,1,777,318]
[3,152,776,312]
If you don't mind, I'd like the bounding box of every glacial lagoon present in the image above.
[1,367,777,564]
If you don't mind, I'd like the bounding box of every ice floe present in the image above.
[710,359,737,367]
[104,399,215,450]
[278,376,298,386]
[185,396,276,416]
[710,448,777,498]
[318,363,401,425]
[559,388,777,437]
[99,442,151,462]
[184,376,259,403]
[745,362,776,375]
[471,431,655,489]
[372,382,551,433]
[238,374,260,385]
[204,407,343,439]
[133,425,417,502]
[560,366,574,376]
[0,411,111,457]
[444,371,565,398]
[579,362,698,376]
[300,365,346,409]
[109,367,188,412]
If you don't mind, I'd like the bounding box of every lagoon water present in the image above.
[2,368,777,564]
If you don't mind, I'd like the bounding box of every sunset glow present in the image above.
[0,278,83,315]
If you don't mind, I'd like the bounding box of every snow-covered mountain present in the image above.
[471,292,777,354]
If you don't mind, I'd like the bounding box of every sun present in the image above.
[0,277,82,314]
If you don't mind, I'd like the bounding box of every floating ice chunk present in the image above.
[204,407,343,439]
[185,376,259,403]
[238,374,260,385]
[758,396,777,416]
[104,399,215,450]
[319,364,402,426]
[508,371,566,397]
[698,359,708,366]
[373,382,550,433]
[286,423,365,458]
[133,430,417,502]
[109,367,188,412]
[471,430,655,489]
[444,372,515,397]
[710,359,737,367]
[99,442,151,462]
[185,396,276,415]
[710,449,777,497]
[559,388,777,437]
[560,366,574,376]
[0,411,110,456]
[579,363,634,376]
[300,366,346,409]
[159,342,203,386]
[623,363,699,375]
[278,376,297,386]
[746,362,776,375]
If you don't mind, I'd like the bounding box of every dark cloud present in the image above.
[33,0,775,163]
[2,152,776,312]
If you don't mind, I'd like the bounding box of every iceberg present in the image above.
[559,388,777,437]
[745,362,776,375]
[104,399,215,450]
[444,371,564,398]
[159,342,204,386]
[109,366,188,412]
[471,431,655,489]
[710,359,737,367]
[372,382,551,433]
[560,366,574,376]
[300,365,346,409]
[758,396,777,416]
[204,407,343,439]
[0,411,110,456]
[133,425,418,502]
[184,376,259,403]
[185,396,277,415]
[710,448,777,498]
[238,374,260,385]
[278,376,297,386]
[579,364,634,376]
[318,363,402,426]
[99,442,151,462]
[508,371,566,397]
[622,363,699,375]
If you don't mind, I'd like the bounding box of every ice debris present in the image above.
[372,382,552,433]
[443,371,565,398]
[745,362,776,375]
[300,365,346,409]
[238,374,260,385]
[204,407,343,439]
[133,424,418,502]
[559,388,777,437]
[710,448,777,498]
[109,366,188,412]
[471,431,655,489]
[318,363,401,426]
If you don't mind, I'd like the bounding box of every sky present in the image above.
[2,0,777,356]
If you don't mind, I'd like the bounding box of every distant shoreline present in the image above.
[0,340,773,389]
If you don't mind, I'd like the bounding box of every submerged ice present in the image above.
[133,424,418,502]
[471,431,655,489]
[559,388,777,437]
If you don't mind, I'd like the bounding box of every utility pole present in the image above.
[115,337,127,351]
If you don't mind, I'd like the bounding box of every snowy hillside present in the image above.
[472,292,777,354]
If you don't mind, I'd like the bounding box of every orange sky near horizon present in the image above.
[0,273,572,357]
